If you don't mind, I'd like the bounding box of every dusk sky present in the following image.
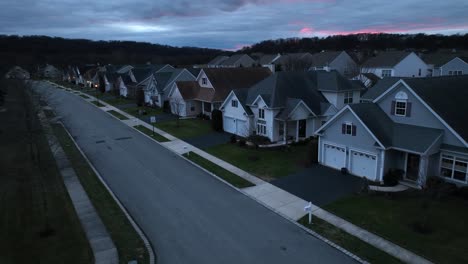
[1,0,467,50]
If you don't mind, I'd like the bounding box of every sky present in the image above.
[0,0,467,50]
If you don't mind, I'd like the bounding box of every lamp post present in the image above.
[94,84,99,105]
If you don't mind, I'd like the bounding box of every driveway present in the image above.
[35,82,356,264]
[271,164,364,206]
[185,131,232,149]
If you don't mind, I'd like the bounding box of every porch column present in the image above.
[202,102,205,115]
[283,121,286,143]
[418,155,428,187]
[296,120,299,142]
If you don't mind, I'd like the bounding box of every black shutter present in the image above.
[406,102,412,117]
[341,124,346,134]
[390,101,396,115]
[352,125,357,136]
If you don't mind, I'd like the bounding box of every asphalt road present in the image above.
[36,82,356,264]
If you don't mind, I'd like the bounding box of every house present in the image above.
[220,70,363,141]
[5,66,30,79]
[352,73,381,88]
[309,51,357,77]
[361,51,428,78]
[218,54,256,68]
[39,64,62,79]
[255,54,281,72]
[315,76,468,187]
[423,53,468,76]
[207,56,229,68]
[168,67,271,117]
[274,53,314,71]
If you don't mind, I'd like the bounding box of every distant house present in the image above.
[218,54,256,68]
[353,73,381,88]
[207,56,230,68]
[168,68,271,118]
[255,54,281,72]
[274,53,314,71]
[315,76,468,186]
[220,71,363,141]
[39,64,61,79]
[309,51,357,77]
[361,51,428,78]
[423,54,468,76]
[5,66,30,79]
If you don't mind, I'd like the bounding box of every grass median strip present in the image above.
[134,125,170,142]
[108,110,129,120]
[183,151,254,188]
[51,123,149,264]
[298,216,403,264]
[79,94,90,99]
[91,100,105,107]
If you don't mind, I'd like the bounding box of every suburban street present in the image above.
[35,82,355,264]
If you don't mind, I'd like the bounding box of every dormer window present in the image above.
[202,77,207,85]
[391,91,412,117]
[258,108,265,119]
[395,101,407,116]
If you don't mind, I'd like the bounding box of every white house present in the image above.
[361,51,428,78]
[423,54,468,76]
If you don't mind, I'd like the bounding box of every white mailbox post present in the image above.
[150,116,156,136]
[304,201,313,224]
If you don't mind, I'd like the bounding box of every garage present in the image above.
[323,144,346,170]
[223,116,247,136]
[349,150,378,180]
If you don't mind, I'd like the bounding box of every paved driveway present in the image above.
[271,164,364,206]
[185,131,232,149]
[36,82,356,264]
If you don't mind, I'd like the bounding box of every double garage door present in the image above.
[223,116,247,136]
[323,143,378,180]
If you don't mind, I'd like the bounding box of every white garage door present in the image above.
[323,144,346,170]
[350,151,377,180]
[223,116,236,134]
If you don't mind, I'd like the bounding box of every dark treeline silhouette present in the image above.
[0,35,225,74]
[241,33,468,58]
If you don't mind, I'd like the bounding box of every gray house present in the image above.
[315,76,468,187]
[423,53,468,76]
[309,51,357,77]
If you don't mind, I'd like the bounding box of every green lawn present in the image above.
[52,123,149,264]
[155,118,212,139]
[103,96,134,106]
[298,216,402,264]
[91,100,106,107]
[325,191,468,264]
[205,144,308,180]
[183,152,254,188]
[107,110,129,120]
[134,125,170,142]
[123,106,163,117]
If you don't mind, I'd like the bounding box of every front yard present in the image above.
[155,119,212,139]
[324,191,468,264]
[123,105,163,117]
[205,143,309,181]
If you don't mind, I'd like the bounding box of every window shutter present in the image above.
[390,101,396,115]
[406,102,412,117]
[352,125,357,136]
[341,124,346,134]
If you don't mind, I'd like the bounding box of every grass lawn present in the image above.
[134,125,170,142]
[0,85,92,263]
[91,100,106,107]
[155,118,212,139]
[103,96,134,106]
[123,105,163,117]
[52,123,149,264]
[325,191,468,264]
[298,216,403,264]
[183,152,254,188]
[107,110,129,120]
[205,143,308,180]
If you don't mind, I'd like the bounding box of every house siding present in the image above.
[393,53,428,77]
[222,93,251,136]
[440,58,468,76]
[377,83,465,147]
[330,51,357,77]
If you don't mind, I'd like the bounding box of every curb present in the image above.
[61,122,156,264]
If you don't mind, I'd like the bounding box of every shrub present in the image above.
[136,89,144,107]
[230,135,237,144]
[306,137,319,165]
[437,182,458,199]
[163,101,170,113]
[383,169,403,186]
[456,186,468,200]
[211,109,223,131]
[425,176,444,190]
[238,139,246,147]
[247,135,270,145]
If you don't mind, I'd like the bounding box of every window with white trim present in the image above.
[395,100,407,116]
[257,120,267,136]
[201,77,207,85]
[344,91,353,104]
[440,154,468,182]
[258,108,265,119]
[449,70,463,75]
[382,69,392,77]
[231,100,238,108]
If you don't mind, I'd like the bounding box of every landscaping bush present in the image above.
[136,89,144,107]
[211,109,223,132]
[437,182,458,199]
[230,135,237,144]
[163,101,170,113]
[383,169,403,186]
[238,139,246,147]
[306,137,319,165]
[425,176,444,190]
[247,135,270,145]
[456,186,468,200]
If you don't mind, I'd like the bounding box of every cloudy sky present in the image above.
[1,0,467,50]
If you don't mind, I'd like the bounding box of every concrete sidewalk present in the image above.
[56,82,433,264]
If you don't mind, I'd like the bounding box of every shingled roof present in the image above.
[363,51,411,68]
[310,51,342,67]
[422,53,467,67]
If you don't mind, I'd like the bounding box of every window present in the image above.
[231,100,238,108]
[440,154,468,182]
[395,100,407,116]
[382,69,392,77]
[449,70,463,75]
[257,123,267,135]
[342,122,356,136]
[344,91,353,104]
[418,69,421,76]
[258,108,265,119]
[202,77,207,85]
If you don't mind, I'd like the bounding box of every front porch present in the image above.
[276,118,311,143]
[384,149,436,187]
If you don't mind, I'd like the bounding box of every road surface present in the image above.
[36,82,356,264]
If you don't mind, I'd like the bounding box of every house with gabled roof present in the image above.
[207,56,230,68]
[422,53,468,77]
[310,51,357,77]
[168,67,271,118]
[220,71,363,141]
[274,53,314,71]
[361,51,428,78]
[254,54,281,72]
[315,76,468,186]
[218,54,256,68]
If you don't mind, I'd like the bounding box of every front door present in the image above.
[406,153,420,181]
[298,120,306,138]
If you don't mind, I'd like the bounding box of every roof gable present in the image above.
[363,51,412,68]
